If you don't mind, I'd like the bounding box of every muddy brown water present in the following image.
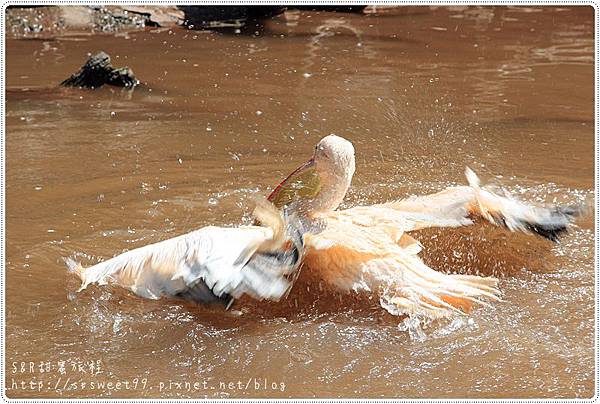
[5,6,595,398]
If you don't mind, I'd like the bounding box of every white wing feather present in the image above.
[68,225,292,301]
[380,167,582,240]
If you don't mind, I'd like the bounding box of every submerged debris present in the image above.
[60,51,139,89]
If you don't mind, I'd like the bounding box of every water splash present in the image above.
[397,315,428,342]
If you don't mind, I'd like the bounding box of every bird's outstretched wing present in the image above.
[66,202,305,304]
[381,167,584,241]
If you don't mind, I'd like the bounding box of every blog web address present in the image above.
[7,376,287,395]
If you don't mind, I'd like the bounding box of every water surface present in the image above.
[5,6,595,398]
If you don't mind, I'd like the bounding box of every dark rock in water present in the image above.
[178,6,285,29]
[60,52,138,89]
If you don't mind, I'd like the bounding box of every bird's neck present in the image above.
[310,168,353,214]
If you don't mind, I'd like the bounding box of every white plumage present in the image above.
[67,201,304,304]
[68,135,582,320]
[268,135,582,318]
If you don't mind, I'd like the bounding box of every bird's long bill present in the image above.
[267,158,321,209]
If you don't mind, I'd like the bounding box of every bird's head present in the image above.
[268,135,355,214]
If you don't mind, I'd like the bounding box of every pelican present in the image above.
[268,135,581,318]
[67,201,305,306]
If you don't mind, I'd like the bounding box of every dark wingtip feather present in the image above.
[556,204,588,218]
[521,204,584,242]
[522,222,566,242]
[175,279,232,306]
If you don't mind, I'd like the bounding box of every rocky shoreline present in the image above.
[6,5,183,37]
[5,5,395,38]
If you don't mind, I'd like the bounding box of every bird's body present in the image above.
[268,135,581,318]
[68,135,581,320]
